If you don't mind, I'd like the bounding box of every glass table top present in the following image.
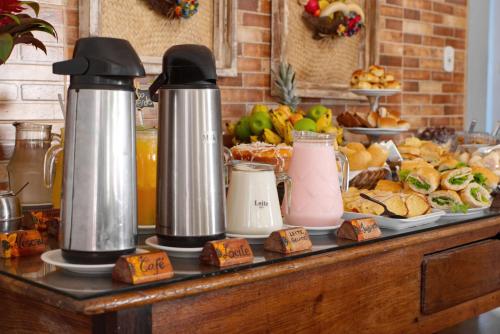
[1,210,499,300]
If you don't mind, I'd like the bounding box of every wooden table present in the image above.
[0,212,499,334]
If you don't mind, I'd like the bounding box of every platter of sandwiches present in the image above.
[341,139,498,229]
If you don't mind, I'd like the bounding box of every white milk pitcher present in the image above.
[226,162,289,235]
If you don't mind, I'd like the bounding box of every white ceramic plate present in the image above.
[440,207,489,220]
[342,210,445,230]
[145,236,203,258]
[41,248,149,276]
[350,89,401,97]
[284,224,340,236]
[344,127,408,136]
[226,233,270,244]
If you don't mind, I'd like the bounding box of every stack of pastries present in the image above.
[350,65,401,90]
[337,107,410,130]
[339,142,388,170]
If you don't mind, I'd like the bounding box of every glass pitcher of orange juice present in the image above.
[136,127,157,226]
[43,128,64,208]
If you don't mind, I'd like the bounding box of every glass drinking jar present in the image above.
[7,122,56,206]
[136,127,158,226]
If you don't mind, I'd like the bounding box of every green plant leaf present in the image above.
[0,14,21,25]
[0,33,14,63]
[20,1,40,16]
[8,17,57,39]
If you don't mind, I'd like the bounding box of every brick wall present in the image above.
[0,0,467,156]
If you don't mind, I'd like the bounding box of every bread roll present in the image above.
[440,167,473,191]
[405,193,430,217]
[405,166,440,194]
[438,158,460,172]
[375,180,402,192]
[355,81,372,89]
[420,142,442,166]
[377,107,388,117]
[428,190,462,210]
[367,143,389,167]
[345,142,366,152]
[386,110,400,120]
[401,158,432,172]
[377,117,398,128]
[471,166,499,191]
[369,65,385,77]
[397,120,410,130]
[367,111,378,128]
[398,145,421,156]
[346,150,372,170]
[381,74,395,83]
[383,195,408,217]
[460,182,491,208]
[385,81,401,89]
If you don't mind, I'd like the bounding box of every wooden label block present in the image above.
[264,227,312,254]
[16,230,45,256]
[200,238,254,268]
[0,232,18,258]
[337,218,381,241]
[112,251,174,285]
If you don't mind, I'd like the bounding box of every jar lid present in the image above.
[232,161,275,172]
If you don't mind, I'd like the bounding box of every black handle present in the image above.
[149,73,168,102]
[360,193,388,209]
[53,57,89,75]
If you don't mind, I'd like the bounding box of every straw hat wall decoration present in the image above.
[147,0,199,19]
[300,0,365,40]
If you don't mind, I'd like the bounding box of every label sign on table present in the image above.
[17,230,45,256]
[337,218,381,241]
[264,227,312,254]
[200,238,254,267]
[112,251,174,284]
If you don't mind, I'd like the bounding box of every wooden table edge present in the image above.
[0,215,498,316]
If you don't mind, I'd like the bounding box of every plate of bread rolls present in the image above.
[337,107,410,134]
[350,65,401,91]
[342,187,445,230]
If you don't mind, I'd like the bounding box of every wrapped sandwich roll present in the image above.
[460,183,492,208]
[428,190,463,210]
[471,166,499,191]
[440,167,473,191]
[404,166,440,195]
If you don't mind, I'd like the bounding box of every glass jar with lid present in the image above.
[7,122,56,206]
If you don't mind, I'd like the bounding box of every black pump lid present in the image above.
[53,37,145,90]
[149,44,217,101]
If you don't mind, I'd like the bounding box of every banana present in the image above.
[283,121,295,145]
[275,105,292,119]
[320,1,365,22]
[320,1,348,17]
[225,122,236,136]
[316,109,332,132]
[269,109,288,138]
[250,135,259,143]
[262,128,283,145]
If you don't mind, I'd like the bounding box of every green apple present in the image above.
[294,118,317,132]
[235,116,252,141]
[249,111,272,135]
[251,104,269,114]
[307,105,328,121]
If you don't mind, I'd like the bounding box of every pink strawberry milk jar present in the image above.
[283,131,349,227]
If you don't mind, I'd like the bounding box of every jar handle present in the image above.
[43,144,63,188]
[277,174,292,216]
[223,147,233,187]
[336,151,349,192]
